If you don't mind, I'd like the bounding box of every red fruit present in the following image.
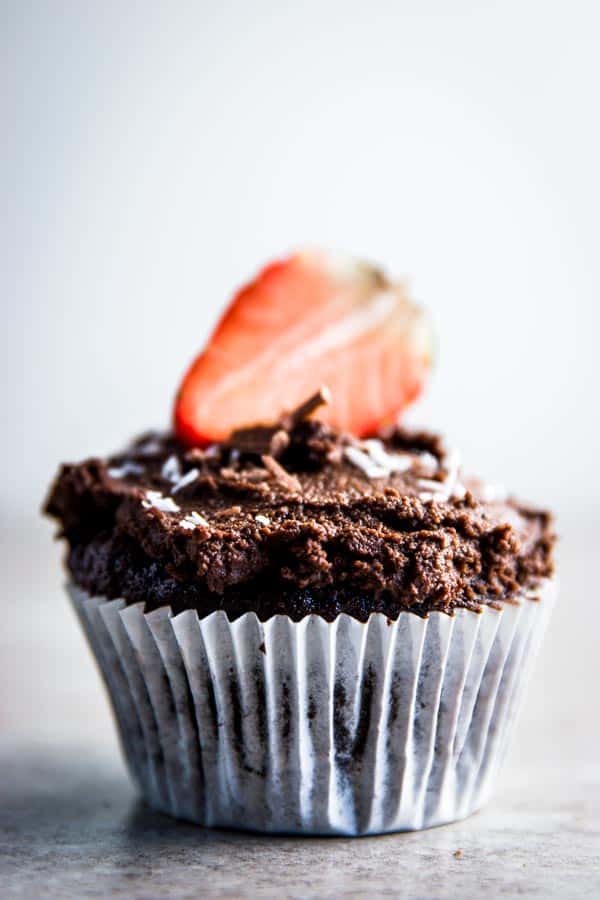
[174,250,433,445]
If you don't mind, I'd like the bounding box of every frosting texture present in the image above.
[45,404,554,621]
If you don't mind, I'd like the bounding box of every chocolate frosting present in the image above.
[44,398,554,621]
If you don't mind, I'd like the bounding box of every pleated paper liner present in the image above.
[70,578,555,835]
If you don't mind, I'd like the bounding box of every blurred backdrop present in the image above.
[3,0,599,523]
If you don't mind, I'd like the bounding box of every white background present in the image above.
[3,0,599,523]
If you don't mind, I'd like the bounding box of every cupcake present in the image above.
[44,251,555,835]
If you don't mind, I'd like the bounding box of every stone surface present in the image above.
[1,515,599,898]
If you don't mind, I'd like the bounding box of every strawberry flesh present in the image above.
[174,250,433,445]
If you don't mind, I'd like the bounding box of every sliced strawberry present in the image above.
[174,250,433,445]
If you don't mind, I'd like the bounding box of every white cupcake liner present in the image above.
[70,579,555,835]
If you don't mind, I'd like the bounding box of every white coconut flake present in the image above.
[361,439,413,473]
[255,514,271,526]
[345,439,419,478]
[344,439,463,495]
[180,510,209,529]
[417,476,452,503]
[452,482,467,500]
[480,482,507,502]
[442,448,461,494]
[417,478,449,494]
[141,490,180,513]
[417,451,439,472]
[135,437,163,456]
[161,454,182,483]
[418,490,448,503]
[107,462,145,478]
[343,446,389,479]
[172,467,199,494]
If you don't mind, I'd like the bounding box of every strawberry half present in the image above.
[174,250,433,445]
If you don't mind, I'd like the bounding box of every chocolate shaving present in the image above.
[228,425,288,458]
[227,389,330,458]
[282,386,331,427]
[261,454,302,493]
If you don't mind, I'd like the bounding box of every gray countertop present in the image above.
[1,517,599,899]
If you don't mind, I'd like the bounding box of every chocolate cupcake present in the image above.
[44,252,555,834]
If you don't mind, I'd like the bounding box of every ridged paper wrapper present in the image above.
[70,579,555,835]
